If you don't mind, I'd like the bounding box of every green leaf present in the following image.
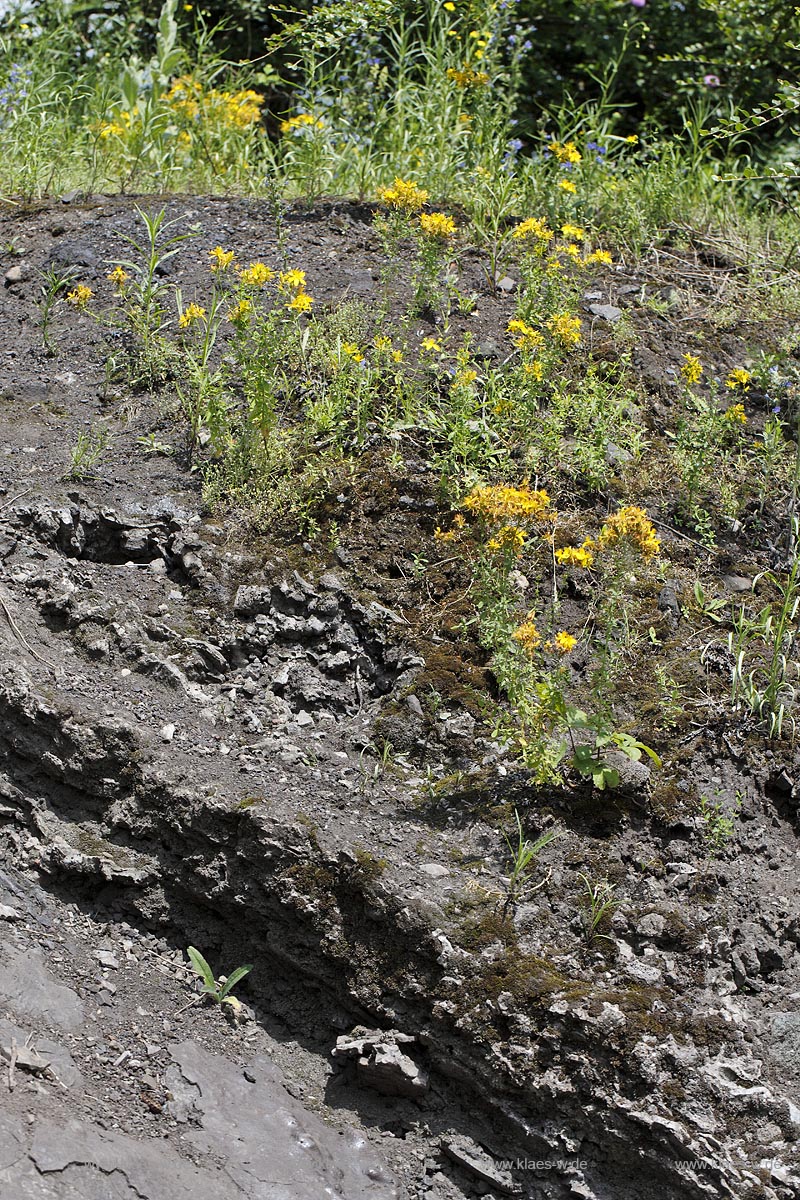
[187,946,216,990]
[218,965,253,1000]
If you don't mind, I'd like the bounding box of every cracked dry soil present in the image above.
[0,194,799,1200]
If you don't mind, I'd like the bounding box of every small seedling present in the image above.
[698,793,740,861]
[186,946,252,1008]
[65,426,110,480]
[578,873,617,944]
[503,808,562,911]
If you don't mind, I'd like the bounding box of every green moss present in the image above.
[351,846,388,885]
[234,794,265,810]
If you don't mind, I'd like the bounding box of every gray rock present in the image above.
[333,1029,428,1099]
[605,442,633,467]
[441,1135,515,1194]
[0,944,84,1031]
[588,303,622,322]
[722,575,752,593]
[233,585,272,617]
[168,1041,400,1196]
[636,912,667,940]
[92,950,119,970]
[420,863,450,879]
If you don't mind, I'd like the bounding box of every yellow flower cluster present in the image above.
[165,76,264,129]
[558,179,577,195]
[280,112,323,134]
[209,246,236,272]
[288,291,313,312]
[524,361,544,381]
[434,513,466,542]
[555,540,595,569]
[597,506,660,559]
[421,336,442,353]
[239,262,274,287]
[507,319,544,351]
[377,178,429,212]
[513,618,541,655]
[67,284,92,308]
[227,298,253,325]
[107,266,129,290]
[553,631,577,654]
[583,249,613,266]
[726,368,751,391]
[681,353,703,384]
[419,212,456,239]
[179,302,206,328]
[455,368,478,386]
[511,218,553,245]
[724,403,747,425]
[279,269,306,292]
[446,66,490,87]
[547,312,582,347]
[487,526,527,556]
[342,342,364,363]
[561,223,586,240]
[549,140,582,164]
[276,270,313,311]
[462,483,553,524]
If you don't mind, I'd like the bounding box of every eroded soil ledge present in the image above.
[0,195,799,1200]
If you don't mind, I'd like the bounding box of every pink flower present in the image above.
[703,74,721,88]
[630,0,646,7]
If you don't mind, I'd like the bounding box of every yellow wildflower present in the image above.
[557,179,577,195]
[625,134,639,144]
[226,298,253,325]
[419,212,457,239]
[278,269,307,293]
[681,353,703,385]
[513,618,541,655]
[507,318,544,351]
[377,178,429,212]
[209,246,235,272]
[444,1,456,9]
[421,337,442,353]
[524,361,544,381]
[446,66,490,87]
[724,403,747,425]
[553,631,577,654]
[374,336,392,352]
[391,349,404,363]
[288,291,314,313]
[455,369,478,386]
[563,242,582,261]
[547,312,582,347]
[107,266,129,290]
[434,513,465,542]
[725,368,751,391]
[583,249,613,266]
[597,506,660,559]
[342,341,363,363]
[179,302,206,328]
[239,262,274,287]
[549,140,582,164]
[555,541,595,569]
[487,526,527,556]
[66,284,92,308]
[98,121,125,139]
[280,112,322,135]
[462,483,553,524]
[561,223,586,240]
[511,217,553,244]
